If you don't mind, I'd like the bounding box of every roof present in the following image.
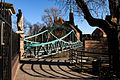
[65,21,82,33]
[53,17,82,34]
[92,28,107,37]
[92,28,106,34]
[0,2,16,14]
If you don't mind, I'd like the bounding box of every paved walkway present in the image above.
[15,58,98,80]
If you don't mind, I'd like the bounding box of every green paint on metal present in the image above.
[24,25,83,58]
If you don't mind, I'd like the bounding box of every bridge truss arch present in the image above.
[24,25,83,58]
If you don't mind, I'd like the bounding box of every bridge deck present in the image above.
[15,58,98,80]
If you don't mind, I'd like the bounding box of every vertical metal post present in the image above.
[47,31,48,42]
[117,0,120,73]
[35,31,37,58]
[1,21,5,80]
[34,31,37,57]
[81,49,82,71]
[35,40,37,57]
[9,21,12,80]
[1,21,4,45]
[73,33,74,42]
[0,20,3,80]
[72,32,73,48]
[42,34,43,42]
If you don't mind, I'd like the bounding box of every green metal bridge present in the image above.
[24,25,83,58]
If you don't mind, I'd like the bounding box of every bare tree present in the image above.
[23,17,32,35]
[12,20,18,32]
[55,0,120,75]
[42,7,62,27]
[33,24,41,34]
[27,23,43,36]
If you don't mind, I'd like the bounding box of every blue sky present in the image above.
[7,0,97,34]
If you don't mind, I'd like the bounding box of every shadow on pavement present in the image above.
[19,59,98,80]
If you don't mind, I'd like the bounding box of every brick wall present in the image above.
[12,54,19,80]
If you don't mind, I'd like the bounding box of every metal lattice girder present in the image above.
[24,25,83,58]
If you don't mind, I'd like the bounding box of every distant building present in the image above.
[82,28,108,54]
[82,34,92,40]
[66,3,82,41]
[53,3,82,42]
[92,28,107,41]
[82,28,107,41]
[26,1,82,42]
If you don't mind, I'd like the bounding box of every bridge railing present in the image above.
[24,26,83,58]
[69,48,109,75]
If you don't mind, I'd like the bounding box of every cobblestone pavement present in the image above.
[15,58,98,80]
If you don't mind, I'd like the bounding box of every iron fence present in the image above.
[0,9,20,80]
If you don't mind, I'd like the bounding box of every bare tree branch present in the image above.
[75,0,111,30]
[42,7,62,27]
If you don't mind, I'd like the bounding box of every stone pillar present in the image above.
[16,9,24,60]
[20,33,24,60]
[16,31,24,60]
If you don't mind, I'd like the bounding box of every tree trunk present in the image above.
[109,0,119,18]
[107,28,120,74]
[75,0,120,74]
